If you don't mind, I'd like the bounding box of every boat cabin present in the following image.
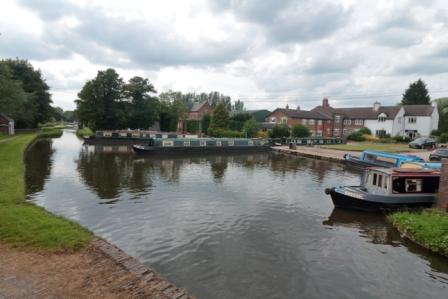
[359,151,424,168]
[364,167,440,196]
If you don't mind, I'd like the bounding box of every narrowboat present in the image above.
[83,130,197,145]
[133,138,271,154]
[344,150,424,168]
[324,167,440,212]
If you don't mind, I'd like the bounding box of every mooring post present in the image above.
[437,158,448,212]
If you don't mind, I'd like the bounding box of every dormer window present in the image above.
[378,113,387,122]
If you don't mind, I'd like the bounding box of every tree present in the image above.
[229,112,252,131]
[269,124,290,138]
[292,124,310,137]
[201,113,211,134]
[435,98,448,133]
[76,69,125,130]
[209,101,230,130]
[233,100,245,111]
[243,117,259,137]
[62,110,75,122]
[124,76,159,129]
[159,100,178,132]
[401,79,431,105]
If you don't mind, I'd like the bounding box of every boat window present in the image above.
[378,175,382,187]
[200,140,206,146]
[248,140,254,146]
[373,173,377,185]
[405,179,422,192]
[162,140,173,147]
[184,141,190,146]
[228,140,234,146]
[216,141,222,146]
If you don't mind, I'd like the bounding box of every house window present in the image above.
[318,120,323,125]
[334,128,340,135]
[344,119,351,125]
[335,115,341,123]
[355,119,363,125]
[303,119,308,125]
[376,130,386,137]
[378,113,387,122]
[343,128,347,135]
[270,117,276,123]
[309,119,315,125]
[408,117,417,124]
[280,117,288,124]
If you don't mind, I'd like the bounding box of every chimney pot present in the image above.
[297,105,300,111]
[322,98,329,108]
[373,101,381,111]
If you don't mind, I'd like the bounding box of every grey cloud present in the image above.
[18,0,76,20]
[396,57,448,75]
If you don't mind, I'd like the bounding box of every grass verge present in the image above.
[321,142,425,153]
[39,127,63,138]
[388,209,448,256]
[76,127,93,137]
[0,133,91,251]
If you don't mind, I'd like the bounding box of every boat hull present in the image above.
[133,145,271,155]
[327,188,434,213]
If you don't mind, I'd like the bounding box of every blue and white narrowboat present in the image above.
[344,150,424,168]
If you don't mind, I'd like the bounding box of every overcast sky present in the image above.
[1,0,448,111]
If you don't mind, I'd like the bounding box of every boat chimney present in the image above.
[373,101,381,111]
[286,104,289,109]
[322,97,329,108]
[297,105,300,111]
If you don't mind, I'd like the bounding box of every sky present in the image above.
[1,0,448,111]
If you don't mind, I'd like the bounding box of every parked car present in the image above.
[429,148,448,161]
[409,137,436,149]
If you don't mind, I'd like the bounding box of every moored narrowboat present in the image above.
[325,167,440,212]
[133,138,271,154]
[344,150,424,168]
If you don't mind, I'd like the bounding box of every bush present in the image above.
[256,130,268,138]
[438,132,448,143]
[201,114,211,134]
[186,120,200,133]
[392,135,412,143]
[76,127,93,137]
[431,129,441,136]
[363,134,380,142]
[347,131,365,141]
[292,124,310,138]
[358,127,372,135]
[242,117,259,138]
[268,124,290,138]
[208,127,243,138]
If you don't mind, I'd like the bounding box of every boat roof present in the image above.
[361,150,423,161]
[400,162,441,170]
[367,167,440,176]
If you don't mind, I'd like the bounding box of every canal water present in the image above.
[26,131,448,299]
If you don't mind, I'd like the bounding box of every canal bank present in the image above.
[0,133,193,298]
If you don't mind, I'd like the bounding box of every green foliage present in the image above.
[159,101,179,132]
[229,112,252,131]
[401,79,431,105]
[347,131,366,141]
[251,110,271,122]
[38,128,63,138]
[243,117,259,138]
[210,101,230,130]
[63,110,76,122]
[233,99,245,111]
[0,134,91,250]
[201,113,211,134]
[186,120,200,133]
[76,127,93,137]
[208,127,243,137]
[389,209,448,256]
[435,98,448,133]
[392,135,412,143]
[268,124,290,138]
[438,132,448,143]
[292,124,311,138]
[358,127,372,135]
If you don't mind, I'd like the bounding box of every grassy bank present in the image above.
[388,209,448,256]
[321,142,424,153]
[76,127,93,137]
[38,127,63,138]
[0,133,91,250]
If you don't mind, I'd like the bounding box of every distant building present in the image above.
[311,98,438,138]
[188,101,213,120]
[264,105,332,137]
[0,113,14,135]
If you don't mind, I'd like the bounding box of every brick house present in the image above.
[264,105,332,137]
[0,113,14,135]
[188,101,212,120]
[311,98,438,138]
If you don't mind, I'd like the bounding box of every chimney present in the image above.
[373,101,381,111]
[286,104,289,109]
[297,105,300,111]
[322,98,329,108]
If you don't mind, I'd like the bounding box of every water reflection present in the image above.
[25,131,448,299]
[25,138,54,195]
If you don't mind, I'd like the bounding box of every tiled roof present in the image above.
[271,108,331,120]
[403,105,435,116]
[190,101,209,112]
[333,106,402,120]
[0,113,13,122]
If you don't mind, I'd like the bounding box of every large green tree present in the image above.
[124,76,159,129]
[401,79,431,105]
[292,124,311,137]
[209,101,230,130]
[76,69,125,130]
[242,117,259,137]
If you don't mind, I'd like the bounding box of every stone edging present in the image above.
[271,147,347,164]
[92,238,194,299]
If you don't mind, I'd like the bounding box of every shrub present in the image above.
[358,127,372,135]
[431,129,441,136]
[208,127,243,138]
[438,132,448,143]
[392,135,412,143]
[292,124,310,138]
[363,134,380,142]
[347,131,365,141]
[242,117,259,138]
[76,127,93,137]
[268,124,290,138]
[186,120,200,133]
[256,130,268,138]
[201,114,211,134]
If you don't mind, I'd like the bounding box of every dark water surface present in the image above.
[26,131,448,299]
